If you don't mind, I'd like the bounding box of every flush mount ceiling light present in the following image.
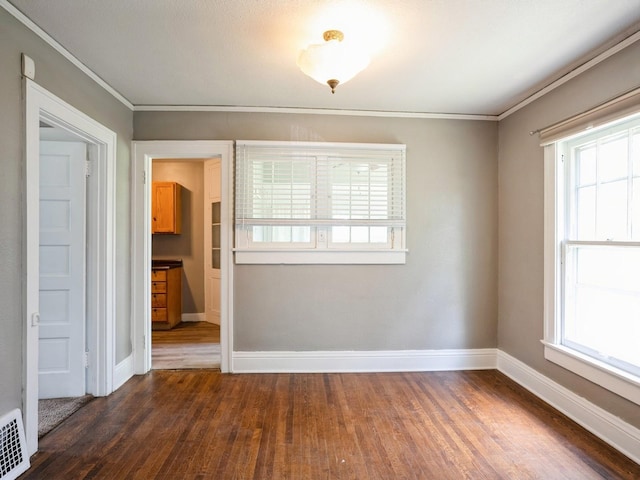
[297,30,371,94]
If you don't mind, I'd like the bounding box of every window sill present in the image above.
[542,340,640,406]
[234,249,407,265]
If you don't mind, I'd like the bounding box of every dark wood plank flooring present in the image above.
[22,370,640,479]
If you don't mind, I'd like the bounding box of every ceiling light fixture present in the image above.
[297,30,370,94]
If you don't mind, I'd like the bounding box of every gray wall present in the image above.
[0,8,133,414]
[152,161,205,314]
[7,0,636,440]
[135,112,499,351]
[498,40,640,428]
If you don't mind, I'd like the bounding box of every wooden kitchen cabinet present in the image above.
[151,265,182,330]
[152,182,182,234]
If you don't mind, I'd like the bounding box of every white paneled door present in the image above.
[38,141,87,399]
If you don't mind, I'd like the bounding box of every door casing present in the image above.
[131,141,234,374]
[24,79,117,455]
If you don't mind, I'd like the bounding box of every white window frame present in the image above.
[543,107,640,406]
[235,141,407,264]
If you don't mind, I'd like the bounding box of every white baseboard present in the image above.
[232,348,497,373]
[181,313,206,322]
[497,350,640,465]
[113,354,134,391]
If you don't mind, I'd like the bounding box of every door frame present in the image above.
[24,79,117,454]
[131,141,234,374]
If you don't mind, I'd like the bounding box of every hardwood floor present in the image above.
[152,321,220,345]
[152,321,220,370]
[23,370,639,479]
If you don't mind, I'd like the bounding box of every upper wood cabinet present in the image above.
[152,182,182,234]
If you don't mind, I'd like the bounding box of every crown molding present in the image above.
[133,104,499,121]
[498,29,640,121]
[1,0,134,110]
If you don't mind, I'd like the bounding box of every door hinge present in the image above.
[85,159,91,177]
[84,351,90,368]
[143,171,147,184]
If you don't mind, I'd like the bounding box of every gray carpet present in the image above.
[38,395,93,438]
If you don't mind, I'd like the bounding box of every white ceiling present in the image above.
[7,0,640,116]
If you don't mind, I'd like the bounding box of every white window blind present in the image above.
[234,140,407,264]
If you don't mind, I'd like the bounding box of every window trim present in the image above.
[543,131,640,406]
[234,140,407,264]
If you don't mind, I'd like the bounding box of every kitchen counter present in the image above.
[152,259,183,269]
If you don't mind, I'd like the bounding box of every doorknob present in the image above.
[31,312,40,327]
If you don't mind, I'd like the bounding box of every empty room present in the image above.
[1,1,640,478]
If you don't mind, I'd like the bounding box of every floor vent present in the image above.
[0,409,30,480]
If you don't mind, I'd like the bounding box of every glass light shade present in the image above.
[297,36,370,92]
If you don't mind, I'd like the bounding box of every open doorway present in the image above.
[130,141,233,376]
[150,159,221,369]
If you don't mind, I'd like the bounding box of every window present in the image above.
[543,102,640,405]
[235,141,406,264]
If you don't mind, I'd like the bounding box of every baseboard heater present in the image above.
[0,409,30,480]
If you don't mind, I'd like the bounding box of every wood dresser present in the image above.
[151,260,182,330]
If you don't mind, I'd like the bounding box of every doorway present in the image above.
[24,79,117,455]
[150,158,221,369]
[130,141,234,375]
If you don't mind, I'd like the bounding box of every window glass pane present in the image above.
[291,226,310,243]
[252,226,295,243]
[633,129,640,176]
[597,180,627,240]
[331,226,350,243]
[576,186,596,240]
[633,179,640,240]
[370,227,388,243]
[564,245,640,373]
[577,145,596,185]
[251,226,312,244]
[272,226,292,242]
[212,250,220,270]
[351,226,369,243]
[212,225,220,249]
[252,226,265,242]
[599,135,628,182]
[211,202,221,224]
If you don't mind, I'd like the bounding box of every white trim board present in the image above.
[24,79,117,455]
[181,313,206,322]
[232,349,497,373]
[130,141,234,375]
[113,355,134,391]
[497,350,640,466]
[134,105,498,121]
